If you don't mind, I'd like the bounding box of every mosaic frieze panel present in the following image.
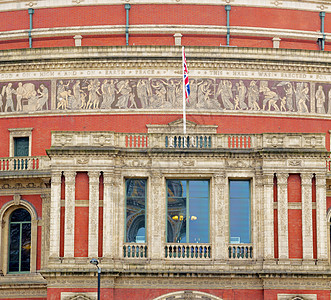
[1,77,331,115]
[54,78,329,113]
[0,81,51,113]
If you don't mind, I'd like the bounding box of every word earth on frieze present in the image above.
[0,77,331,115]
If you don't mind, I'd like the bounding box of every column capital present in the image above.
[63,170,76,181]
[301,173,314,186]
[315,174,326,187]
[276,173,288,185]
[263,173,274,186]
[51,171,62,185]
[214,172,226,185]
[88,171,100,184]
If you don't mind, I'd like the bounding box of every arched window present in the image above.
[8,208,31,273]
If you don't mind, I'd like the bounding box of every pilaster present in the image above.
[263,173,274,261]
[88,171,100,258]
[213,172,226,261]
[49,171,62,258]
[316,173,328,262]
[301,173,313,261]
[277,173,289,261]
[149,171,164,261]
[64,171,76,258]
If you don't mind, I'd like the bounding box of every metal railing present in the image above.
[165,244,211,259]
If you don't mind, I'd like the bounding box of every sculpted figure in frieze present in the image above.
[294,82,309,113]
[235,80,248,110]
[116,79,133,109]
[216,79,234,109]
[36,84,49,110]
[2,83,15,112]
[150,80,170,108]
[260,81,280,111]
[136,79,150,108]
[316,85,326,114]
[161,79,181,107]
[247,80,260,110]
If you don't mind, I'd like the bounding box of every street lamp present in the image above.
[90,258,101,300]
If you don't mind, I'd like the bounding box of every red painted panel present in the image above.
[74,207,89,257]
[274,209,278,259]
[130,35,173,46]
[288,209,303,259]
[99,206,103,258]
[327,197,331,210]
[182,35,223,47]
[61,175,65,200]
[0,40,29,50]
[98,173,104,257]
[60,206,65,257]
[312,208,317,260]
[75,172,89,201]
[33,36,74,48]
[231,7,320,31]
[280,39,319,51]
[33,6,124,28]
[83,35,126,47]
[312,176,316,203]
[288,174,301,203]
[231,36,272,48]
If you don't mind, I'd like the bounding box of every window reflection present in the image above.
[9,208,31,273]
[167,180,209,243]
[126,179,146,243]
[229,180,251,244]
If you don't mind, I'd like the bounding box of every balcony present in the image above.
[123,243,147,259]
[228,244,253,259]
[0,156,50,174]
[165,244,211,259]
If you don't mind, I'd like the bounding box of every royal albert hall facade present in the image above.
[2,1,331,300]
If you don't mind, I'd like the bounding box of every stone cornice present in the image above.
[0,46,331,68]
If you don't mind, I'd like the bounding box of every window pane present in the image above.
[20,223,31,271]
[126,179,146,243]
[10,208,31,222]
[167,180,209,244]
[14,137,29,157]
[229,180,250,244]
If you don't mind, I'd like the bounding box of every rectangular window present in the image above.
[167,180,209,243]
[125,179,146,243]
[14,137,29,157]
[229,180,251,244]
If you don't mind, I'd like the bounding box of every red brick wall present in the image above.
[74,172,89,257]
[288,209,303,259]
[288,174,301,202]
[0,114,330,158]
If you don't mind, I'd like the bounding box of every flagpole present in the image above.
[182,46,186,135]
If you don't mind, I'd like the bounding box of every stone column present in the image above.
[213,172,227,261]
[88,171,100,258]
[316,173,328,262]
[64,171,76,257]
[49,171,62,258]
[149,171,164,260]
[277,173,289,261]
[254,174,264,261]
[263,173,274,261]
[103,171,115,258]
[301,173,313,261]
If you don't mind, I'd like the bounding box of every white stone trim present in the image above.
[49,171,62,258]
[8,127,33,157]
[263,173,274,260]
[277,173,289,260]
[63,171,76,258]
[88,171,99,258]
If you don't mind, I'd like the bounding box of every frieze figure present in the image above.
[2,83,15,112]
[247,80,260,110]
[316,85,326,114]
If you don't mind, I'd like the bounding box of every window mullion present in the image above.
[19,222,22,272]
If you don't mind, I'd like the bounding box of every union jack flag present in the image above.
[183,47,190,101]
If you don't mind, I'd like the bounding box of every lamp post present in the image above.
[90,258,101,300]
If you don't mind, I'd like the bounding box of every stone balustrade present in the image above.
[0,156,50,172]
[165,244,211,259]
[228,244,253,259]
[51,131,326,151]
[123,243,148,258]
